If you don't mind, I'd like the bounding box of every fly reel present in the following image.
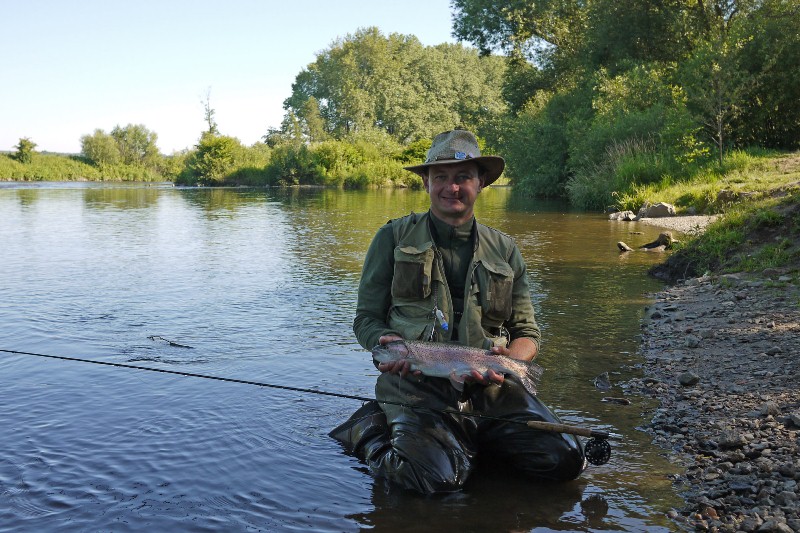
[585,437,612,466]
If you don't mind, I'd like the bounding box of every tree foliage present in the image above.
[452,0,800,207]
[110,124,160,167]
[189,133,243,184]
[81,129,122,166]
[14,137,37,164]
[201,88,220,136]
[282,27,507,144]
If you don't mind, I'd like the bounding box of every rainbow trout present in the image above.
[372,340,542,395]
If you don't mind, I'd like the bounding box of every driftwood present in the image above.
[617,232,678,253]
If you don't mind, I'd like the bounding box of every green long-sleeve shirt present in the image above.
[353,211,541,351]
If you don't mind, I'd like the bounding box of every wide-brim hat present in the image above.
[404,130,505,186]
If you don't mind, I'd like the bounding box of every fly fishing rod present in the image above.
[0,347,617,465]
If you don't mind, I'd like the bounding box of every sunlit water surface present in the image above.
[0,183,682,531]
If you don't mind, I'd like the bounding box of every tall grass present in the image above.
[0,153,164,182]
[667,191,800,276]
[573,144,789,214]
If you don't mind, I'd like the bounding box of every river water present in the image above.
[0,183,682,531]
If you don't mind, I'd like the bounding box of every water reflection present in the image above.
[359,475,588,532]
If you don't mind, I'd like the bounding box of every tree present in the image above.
[110,124,160,166]
[731,0,800,149]
[81,129,121,165]
[681,39,751,163]
[282,27,507,144]
[451,0,585,62]
[201,88,219,136]
[14,137,37,163]
[298,96,328,143]
[190,132,243,184]
[262,111,304,147]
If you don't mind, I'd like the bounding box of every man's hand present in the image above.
[376,335,422,378]
[463,339,538,386]
[466,367,504,386]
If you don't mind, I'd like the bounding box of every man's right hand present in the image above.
[376,335,421,378]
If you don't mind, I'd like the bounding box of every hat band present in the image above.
[427,151,475,163]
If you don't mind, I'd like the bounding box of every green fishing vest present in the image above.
[388,211,517,350]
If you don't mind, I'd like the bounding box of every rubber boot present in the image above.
[328,401,390,459]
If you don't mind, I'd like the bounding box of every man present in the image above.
[330,130,585,493]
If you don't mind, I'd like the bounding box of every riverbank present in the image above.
[636,214,719,235]
[627,270,800,532]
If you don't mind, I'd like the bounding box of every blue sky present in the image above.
[2,1,457,154]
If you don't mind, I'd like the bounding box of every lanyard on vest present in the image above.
[428,284,449,341]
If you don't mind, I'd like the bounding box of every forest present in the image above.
[3,0,798,210]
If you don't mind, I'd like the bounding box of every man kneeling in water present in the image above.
[331,130,585,493]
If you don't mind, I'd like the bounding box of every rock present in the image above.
[634,261,800,531]
[639,202,676,218]
[717,189,741,203]
[720,273,743,285]
[761,268,784,278]
[719,430,747,449]
[758,520,793,533]
[740,516,763,532]
[593,372,612,391]
[760,402,781,416]
[617,241,634,252]
[685,334,702,348]
[609,210,637,221]
[678,371,701,386]
[601,396,631,405]
[787,413,800,428]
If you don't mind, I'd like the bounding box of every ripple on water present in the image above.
[0,187,684,531]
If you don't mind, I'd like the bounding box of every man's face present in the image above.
[422,161,484,225]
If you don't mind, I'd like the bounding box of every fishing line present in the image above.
[0,347,616,464]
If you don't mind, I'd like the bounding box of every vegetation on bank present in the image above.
[4,2,799,204]
[649,153,800,282]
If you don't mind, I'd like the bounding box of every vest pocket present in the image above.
[476,260,514,323]
[392,243,434,299]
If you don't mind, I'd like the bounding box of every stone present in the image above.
[685,334,702,348]
[719,430,747,449]
[640,202,676,218]
[760,402,781,416]
[678,371,701,386]
[609,210,637,221]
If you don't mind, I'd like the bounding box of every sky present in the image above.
[1,0,457,154]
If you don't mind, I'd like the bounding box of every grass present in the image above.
[654,186,800,280]
[0,153,164,182]
[613,149,800,215]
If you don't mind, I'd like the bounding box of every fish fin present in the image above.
[521,363,544,396]
[449,371,465,392]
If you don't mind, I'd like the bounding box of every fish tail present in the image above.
[521,363,544,396]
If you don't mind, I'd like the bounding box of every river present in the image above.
[0,183,682,531]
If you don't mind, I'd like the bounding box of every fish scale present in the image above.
[372,340,542,395]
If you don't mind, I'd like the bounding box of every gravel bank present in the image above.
[626,273,800,532]
[637,215,720,235]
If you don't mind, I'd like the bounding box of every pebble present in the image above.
[628,275,800,532]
